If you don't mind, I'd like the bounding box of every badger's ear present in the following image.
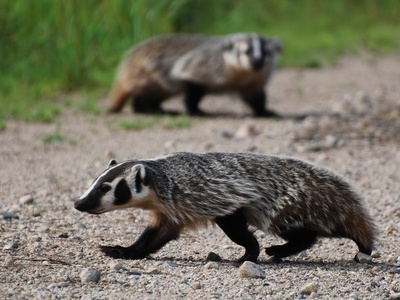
[271,37,282,53]
[108,159,117,168]
[130,164,147,193]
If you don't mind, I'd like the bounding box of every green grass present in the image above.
[119,115,192,131]
[162,115,192,130]
[41,132,65,144]
[1,0,399,126]
[120,117,158,131]
[41,123,65,144]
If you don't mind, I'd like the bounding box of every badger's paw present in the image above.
[99,245,127,259]
[99,245,147,260]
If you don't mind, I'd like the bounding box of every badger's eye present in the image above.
[99,184,111,194]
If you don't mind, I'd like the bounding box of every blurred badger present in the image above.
[107,33,282,117]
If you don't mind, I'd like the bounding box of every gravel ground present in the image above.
[1,55,400,299]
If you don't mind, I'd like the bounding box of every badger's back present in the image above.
[118,35,211,94]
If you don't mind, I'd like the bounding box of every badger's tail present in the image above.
[107,81,132,113]
[336,205,377,261]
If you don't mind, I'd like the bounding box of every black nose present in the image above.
[74,199,88,212]
[252,58,264,70]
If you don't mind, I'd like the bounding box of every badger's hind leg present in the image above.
[265,228,317,260]
[215,209,260,263]
[132,95,163,114]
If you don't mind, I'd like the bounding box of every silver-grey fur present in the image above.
[75,152,377,262]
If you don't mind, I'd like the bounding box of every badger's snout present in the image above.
[74,197,101,213]
[74,198,89,212]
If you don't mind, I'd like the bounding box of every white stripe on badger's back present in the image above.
[79,161,132,200]
[251,35,262,60]
[146,153,176,161]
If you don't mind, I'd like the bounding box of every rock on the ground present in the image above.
[238,261,265,279]
[204,262,219,269]
[109,261,125,271]
[3,256,14,267]
[19,194,34,205]
[80,267,101,283]
[299,282,318,295]
[206,252,222,261]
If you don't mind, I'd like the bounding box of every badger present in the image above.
[74,152,377,263]
[107,33,282,117]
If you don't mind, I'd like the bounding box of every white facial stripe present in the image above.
[223,51,239,68]
[252,36,262,60]
[100,177,121,207]
[79,161,131,200]
[239,41,248,52]
[134,184,150,199]
[239,54,252,70]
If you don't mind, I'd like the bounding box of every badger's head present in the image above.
[222,33,282,71]
[74,160,152,214]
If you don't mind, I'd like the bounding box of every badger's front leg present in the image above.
[100,213,181,259]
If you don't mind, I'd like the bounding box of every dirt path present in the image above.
[1,55,399,299]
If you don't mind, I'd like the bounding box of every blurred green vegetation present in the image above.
[0,0,399,126]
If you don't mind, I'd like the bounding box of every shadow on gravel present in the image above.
[144,256,397,272]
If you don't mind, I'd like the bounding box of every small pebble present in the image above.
[386,256,395,263]
[58,233,69,238]
[371,250,381,258]
[238,261,265,279]
[206,252,222,262]
[355,252,372,263]
[390,268,400,274]
[3,256,14,267]
[127,270,141,276]
[349,292,358,299]
[297,250,308,258]
[146,267,160,274]
[2,212,18,220]
[389,292,400,300]
[74,223,87,230]
[204,262,219,270]
[165,261,178,267]
[386,224,394,235]
[79,267,101,283]
[299,282,318,295]
[19,195,34,205]
[191,282,201,290]
[109,261,125,271]
[36,225,49,233]
[3,241,18,250]
[235,123,259,139]
[324,134,338,148]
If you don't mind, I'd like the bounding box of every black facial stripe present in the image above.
[114,179,132,205]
